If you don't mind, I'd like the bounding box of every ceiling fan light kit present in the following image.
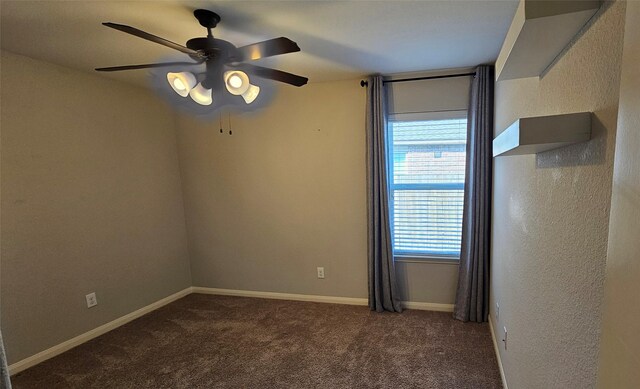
[95,9,308,112]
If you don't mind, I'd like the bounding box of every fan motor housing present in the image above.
[186,37,238,62]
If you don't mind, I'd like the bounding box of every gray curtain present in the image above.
[1,330,10,389]
[454,65,494,323]
[366,75,402,313]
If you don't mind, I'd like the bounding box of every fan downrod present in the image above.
[194,9,221,29]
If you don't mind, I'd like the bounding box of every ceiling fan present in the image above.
[96,9,308,107]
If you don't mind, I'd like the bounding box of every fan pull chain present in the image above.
[219,113,223,134]
[228,112,233,136]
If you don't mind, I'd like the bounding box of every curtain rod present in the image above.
[360,72,475,87]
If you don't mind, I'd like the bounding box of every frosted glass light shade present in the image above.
[224,70,250,95]
[241,84,260,104]
[189,83,213,105]
[167,72,197,97]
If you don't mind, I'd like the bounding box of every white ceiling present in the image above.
[1,1,518,88]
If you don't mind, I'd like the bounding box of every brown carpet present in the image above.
[11,294,502,388]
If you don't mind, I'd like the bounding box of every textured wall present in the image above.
[597,1,640,387]
[1,51,192,364]
[176,79,459,304]
[490,2,625,388]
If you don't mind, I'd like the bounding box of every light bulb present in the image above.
[241,84,260,104]
[224,70,250,95]
[167,72,196,97]
[172,78,186,91]
[189,83,213,105]
[229,75,243,89]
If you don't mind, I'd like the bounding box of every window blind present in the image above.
[388,118,467,256]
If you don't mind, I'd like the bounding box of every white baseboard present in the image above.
[192,287,454,312]
[401,301,454,312]
[489,315,509,389]
[8,287,192,376]
[9,286,454,375]
[191,287,369,306]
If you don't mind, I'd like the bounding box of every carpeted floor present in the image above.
[11,294,502,388]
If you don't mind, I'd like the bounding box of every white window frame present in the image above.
[387,110,468,263]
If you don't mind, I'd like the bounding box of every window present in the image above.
[388,113,467,259]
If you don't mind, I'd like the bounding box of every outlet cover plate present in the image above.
[86,292,98,308]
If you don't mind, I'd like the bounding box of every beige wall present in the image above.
[490,2,625,388]
[597,1,640,387]
[177,80,368,298]
[387,72,472,115]
[176,79,459,304]
[395,261,458,303]
[0,51,192,364]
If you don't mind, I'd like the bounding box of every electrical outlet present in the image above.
[86,292,98,308]
[317,267,325,279]
[502,326,508,350]
[496,302,500,320]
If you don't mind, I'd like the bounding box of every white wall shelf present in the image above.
[493,112,592,157]
[496,0,601,81]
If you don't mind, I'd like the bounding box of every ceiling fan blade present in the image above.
[236,37,300,61]
[103,22,200,56]
[235,64,308,87]
[95,62,202,72]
